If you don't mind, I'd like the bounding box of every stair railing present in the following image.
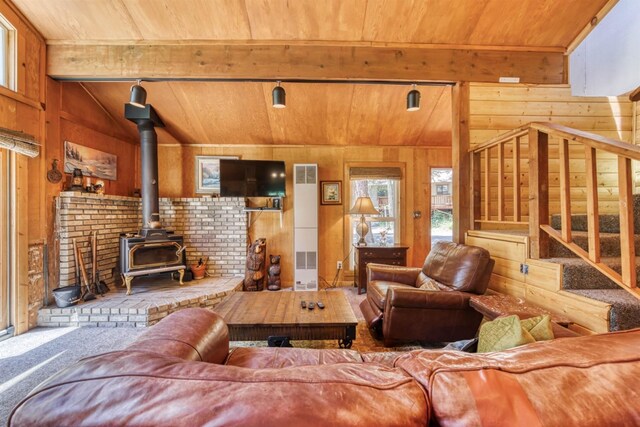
[471,122,640,298]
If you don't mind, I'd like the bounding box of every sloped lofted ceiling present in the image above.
[13,0,613,146]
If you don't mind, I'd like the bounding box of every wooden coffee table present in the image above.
[214,290,358,348]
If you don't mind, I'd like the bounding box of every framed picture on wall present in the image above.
[195,156,239,194]
[64,141,117,180]
[321,181,342,205]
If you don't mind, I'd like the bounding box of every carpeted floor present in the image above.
[0,286,436,424]
[0,327,145,424]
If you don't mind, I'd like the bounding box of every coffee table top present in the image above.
[214,290,358,327]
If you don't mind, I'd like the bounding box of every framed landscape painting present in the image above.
[321,181,342,205]
[64,141,117,180]
[195,156,239,194]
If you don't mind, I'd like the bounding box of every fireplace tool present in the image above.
[76,243,96,301]
[91,231,109,295]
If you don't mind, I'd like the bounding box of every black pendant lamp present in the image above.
[406,84,420,112]
[272,81,286,108]
[129,80,147,108]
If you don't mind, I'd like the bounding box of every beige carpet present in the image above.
[230,286,436,352]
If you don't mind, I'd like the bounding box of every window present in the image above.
[0,14,16,90]
[348,165,402,251]
[436,184,449,195]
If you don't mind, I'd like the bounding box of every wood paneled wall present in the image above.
[158,145,451,286]
[469,83,633,219]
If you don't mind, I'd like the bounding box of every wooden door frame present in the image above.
[0,149,8,335]
[426,165,454,255]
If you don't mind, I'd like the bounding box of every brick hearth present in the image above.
[38,276,243,327]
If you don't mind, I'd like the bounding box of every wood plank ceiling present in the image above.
[13,0,613,147]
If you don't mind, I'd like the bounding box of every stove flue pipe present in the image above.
[139,122,160,229]
[124,104,165,231]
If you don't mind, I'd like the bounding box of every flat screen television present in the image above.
[220,159,286,197]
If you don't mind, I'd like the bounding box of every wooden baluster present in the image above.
[559,138,572,242]
[513,136,521,222]
[497,142,505,221]
[528,129,549,259]
[471,151,481,229]
[484,148,491,221]
[585,146,600,262]
[618,156,636,288]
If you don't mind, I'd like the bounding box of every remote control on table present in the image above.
[317,302,325,309]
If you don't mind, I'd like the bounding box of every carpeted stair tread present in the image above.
[548,232,640,258]
[564,288,640,331]
[545,257,640,290]
[550,194,640,233]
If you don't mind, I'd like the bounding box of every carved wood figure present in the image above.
[244,238,267,291]
[267,255,282,291]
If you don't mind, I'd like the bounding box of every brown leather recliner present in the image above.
[359,241,495,346]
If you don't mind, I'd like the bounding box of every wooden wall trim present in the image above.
[566,0,619,54]
[47,43,566,84]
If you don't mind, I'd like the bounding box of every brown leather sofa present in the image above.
[360,241,495,346]
[10,308,640,426]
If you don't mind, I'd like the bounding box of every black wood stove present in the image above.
[119,104,185,295]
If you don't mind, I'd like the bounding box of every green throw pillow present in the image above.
[521,314,555,341]
[477,315,535,353]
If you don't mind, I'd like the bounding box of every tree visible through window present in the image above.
[350,179,400,246]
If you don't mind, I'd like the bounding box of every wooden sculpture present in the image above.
[244,238,267,291]
[267,255,282,291]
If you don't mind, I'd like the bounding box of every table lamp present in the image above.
[350,196,379,246]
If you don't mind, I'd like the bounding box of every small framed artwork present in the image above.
[195,156,239,194]
[321,181,342,205]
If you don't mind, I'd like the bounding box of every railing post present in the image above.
[528,128,549,259]
[559,138,572,242]
[484,148,491,221]
[585,146,601,262]
[498,143,505,221]
[513,136,521,222]
[471,151,481,230]
[618,156,637,288]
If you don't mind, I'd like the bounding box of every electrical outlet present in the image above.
[337,261,343,270]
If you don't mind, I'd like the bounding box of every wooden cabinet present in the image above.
[353,244,409,294]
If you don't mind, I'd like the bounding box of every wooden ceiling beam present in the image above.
[47,42,566,84]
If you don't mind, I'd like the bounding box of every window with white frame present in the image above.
[348,167,402,265]
[0,14,16,90]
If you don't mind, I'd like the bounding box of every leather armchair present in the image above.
[359,241,494,346]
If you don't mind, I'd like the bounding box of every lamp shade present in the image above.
[272,85,286,108]
[349,196,379,215]
[129,83,147,108]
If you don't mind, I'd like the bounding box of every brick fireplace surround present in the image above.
[56,191,247,289]
[38,192,248,327]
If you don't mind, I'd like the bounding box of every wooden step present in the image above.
[564,289,640,331]
[545,257,636,291]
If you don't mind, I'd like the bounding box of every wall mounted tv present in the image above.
[220,159,286,197]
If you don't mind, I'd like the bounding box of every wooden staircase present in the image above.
[468,122,640,333]
[547,199,640,331]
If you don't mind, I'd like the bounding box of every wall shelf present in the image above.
[243,207,283,227]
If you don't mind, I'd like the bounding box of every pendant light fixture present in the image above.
[272,81,286,108]
[406,83,421,111]
[129,79,147,108]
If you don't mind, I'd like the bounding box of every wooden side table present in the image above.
[353,244,409,294]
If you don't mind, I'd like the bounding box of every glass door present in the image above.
[0,148,9,334]
[431,168,453,246]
